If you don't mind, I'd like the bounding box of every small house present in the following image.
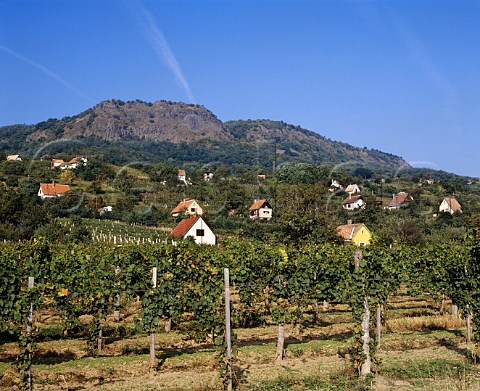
[249,199,273,220]
[257,174,266,181]
[50,159,65,169]
[342,195,365,210]
[38,182,71,199]
[6,155,21,161]
[439,197,462,215]
[328,179,343,192]
[203,171,214,182]
[177,169,191,185]
[171,199,203,217]
[345,184,361,195]
[337,221,372,246]
[60,157,87,170]
[387,192,414,210]
[171,216,216,246]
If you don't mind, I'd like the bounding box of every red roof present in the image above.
[442,197,462,212]
[337,223,365,241]
[342,195,362,205]
[171,199,196,214]
[172,216,201,238]
[388,192,413,208]
[178,169,186,176]
[249,199,271,211]
[39,182,70,196]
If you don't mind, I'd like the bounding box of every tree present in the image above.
[60,170,75,183]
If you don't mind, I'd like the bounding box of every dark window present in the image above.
[196,229,205,237]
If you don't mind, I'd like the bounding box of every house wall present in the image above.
[186,219,216,245]
[439,200,452,214]
[352,227,372,246]
[343,199,364,210]
[188,201,203,216]
[258,207,272,220]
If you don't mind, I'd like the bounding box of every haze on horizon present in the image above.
[1,0,479,177]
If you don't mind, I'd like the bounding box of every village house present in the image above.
[177,169,191,185]
[60,157,87,170]
[257,174,266,181]
[249,199,273,220]
[387,192,414,210]
[336,220,372,246]
[342,195,365,210]
[6,155,21,161]
[171,199,203,218]
[439,197,462,215]
[171,216,216,246]
[203,171,214,182]
[328,179,343,192]
[50,159,65,169]
[345,184,361,195]
[38,182,71,199]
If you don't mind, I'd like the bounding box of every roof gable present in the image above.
[388,192,413,208]
[172,216,201,238]
[39,182,71,196]
[171,199,198,214]
[336,223,368,240]
[441,197,462,212]
[249,199,271,211]
[342,195,362,205]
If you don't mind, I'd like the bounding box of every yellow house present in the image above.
[336,221,372,246]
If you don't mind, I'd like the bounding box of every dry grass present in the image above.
[386,315,467,333]
[1,293,479,390]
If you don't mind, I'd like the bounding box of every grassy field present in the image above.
[1,295,479,390]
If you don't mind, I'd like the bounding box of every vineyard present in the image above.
[1,235,480,390]
[60,218,171,244]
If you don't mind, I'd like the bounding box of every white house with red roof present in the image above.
[171,216,216,245]
[38,182,71,199]
[50,159,65,169]
[439,197,462,215]
[345,184,361,195]
[342,195,365,210]
[171,199,203,218]
[60,157,87,170]
[249,199,273,220]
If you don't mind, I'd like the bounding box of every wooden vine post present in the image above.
[150,267,157,370]
[224,268,233,391]
[275,323,285,365]
[355,250,371,376]
[26,277,34,391]
[113,265,121,322]
[376,305,382,349]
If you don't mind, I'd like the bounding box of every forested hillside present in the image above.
[0,99,408,173]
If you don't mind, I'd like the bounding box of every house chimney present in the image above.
[347,219,352,225]
[52,180,55,187]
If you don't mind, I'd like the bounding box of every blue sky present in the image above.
[1,0,479,177]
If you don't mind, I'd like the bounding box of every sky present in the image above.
[1,0,479,177]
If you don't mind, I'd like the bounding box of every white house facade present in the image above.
[172,216,216,245]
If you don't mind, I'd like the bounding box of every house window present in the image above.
[191,208,196,213]
[196,229,205,237]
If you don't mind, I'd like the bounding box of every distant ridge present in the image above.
[0,99,408,172]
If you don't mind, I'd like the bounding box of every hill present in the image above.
[0,99,408,172]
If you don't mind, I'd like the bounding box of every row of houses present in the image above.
[170,198,273,220]
[170,217,374,247]
[340,184,462,215]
